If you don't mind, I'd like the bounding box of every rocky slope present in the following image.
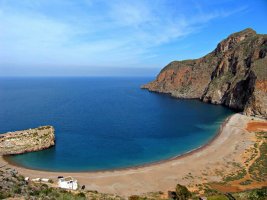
[0,167,124,200]
[142,28,267,118]
[0,126,55,155]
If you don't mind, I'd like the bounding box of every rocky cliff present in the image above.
[142,28,267,118]
[0,126,55,155]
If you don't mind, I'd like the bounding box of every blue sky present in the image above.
[0,0,267,76]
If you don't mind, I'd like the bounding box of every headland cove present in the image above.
[0,77,234,172]
[0,28,266,199]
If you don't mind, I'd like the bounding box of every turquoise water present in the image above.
[0,77,234,171]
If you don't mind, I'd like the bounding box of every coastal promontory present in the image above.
[142,28,267,118]
[0,126,55,155]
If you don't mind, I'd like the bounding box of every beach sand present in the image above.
[0,113,265,197]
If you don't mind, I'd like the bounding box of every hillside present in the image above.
[142,28,267,119]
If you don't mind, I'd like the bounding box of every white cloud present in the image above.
[0,0,248,70]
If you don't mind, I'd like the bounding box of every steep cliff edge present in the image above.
[142,28,267,118]
[0,126,55,155]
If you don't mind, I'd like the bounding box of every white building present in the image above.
[58,177,78,190]
[41,178,50,182]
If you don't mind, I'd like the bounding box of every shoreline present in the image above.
[0,113,260,196]
[2,115,231,173]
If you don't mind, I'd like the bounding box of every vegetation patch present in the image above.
[239,179,253,185]
[207,195,228,200]
[222,167,246,182]
[232,187,267,200]
[248,132,267,182]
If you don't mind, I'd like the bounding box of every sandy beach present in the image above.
[0,113,265,197]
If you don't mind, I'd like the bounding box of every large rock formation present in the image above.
[0,126,55,155]
[142,28,267,119]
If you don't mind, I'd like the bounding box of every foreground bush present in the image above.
[175,184,192,200]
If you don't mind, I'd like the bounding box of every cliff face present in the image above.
[0,126,55,155]
[142,28,267,118]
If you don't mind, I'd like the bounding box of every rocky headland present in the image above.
[0,126,55,155]
[142,28,267,119]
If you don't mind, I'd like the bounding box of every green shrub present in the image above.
[17,175,25,181]
[129,195,142,200]
[0,191,9,199]
[207,195,228,200]
[240,179,253,185]
[29,189,40,196]
[175,184,192,200]
[76,192,86,198]
[248,187,267,200]
[233,187,267,200]
[13,186,22,194]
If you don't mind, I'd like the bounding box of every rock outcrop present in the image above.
[0,126,55,155]
[142,28,267,119]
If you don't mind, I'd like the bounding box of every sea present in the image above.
[0,77,234,171]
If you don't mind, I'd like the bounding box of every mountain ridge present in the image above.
[142,28,267,118]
